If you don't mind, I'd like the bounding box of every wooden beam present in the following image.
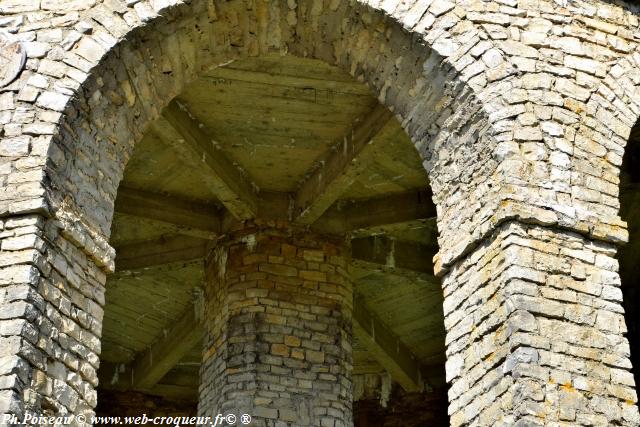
[314,190,436,234]
[98,314,202,400]
[350,236,438,283]
[257,191,293,221]
[293,103,394,225]
[353,294,424,392]
[146,384,198,401]
[115,235,207,271]
[203,67,371,96]
[131,306,204,390]
[344,190,435,230]
[98,362,197,401]
[115,186,221,239]
[159,366,200,389]
[160,99,259,220]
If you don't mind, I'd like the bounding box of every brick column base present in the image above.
[198,221,353,427]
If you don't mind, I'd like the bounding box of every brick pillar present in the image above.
[199,221,353,427]
[443,221,640,426]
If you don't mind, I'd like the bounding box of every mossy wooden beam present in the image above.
[344,190,436,230]
[115,186,221,239]
[114,235,207,271]
[98,309,202,399]
[350,236,439,284]
[147,384,198,401]
[98,362,198,400]
[353,294,425,392]
[293,103,394,225]
[314,190,436,234]
[161,99,259,220]
[131,306,204,390]
[203,67,371,96]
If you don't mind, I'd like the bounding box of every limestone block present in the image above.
[35,90,68,111]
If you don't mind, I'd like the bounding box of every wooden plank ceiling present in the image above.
[101,54,444,401]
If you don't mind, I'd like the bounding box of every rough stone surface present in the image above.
[444,221,639,426]
[0,213,105,425]
[0,0,639,425]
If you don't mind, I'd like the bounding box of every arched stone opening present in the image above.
[94,49,453,424]
[585,54,640,413]
[5,0,640,426]
[618,121,640,391]
[30,1,491,425]
[46,0,473,239]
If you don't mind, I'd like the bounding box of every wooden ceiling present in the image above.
[99,54,445,402]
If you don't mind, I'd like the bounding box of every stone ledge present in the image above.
[48,207,115,274]
[435,198,626,277]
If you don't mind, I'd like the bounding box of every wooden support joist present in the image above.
[350,236,439,283]
[115,235,207,271]
[132,306,204,390]
[344,190,436,230]
[148,384,198,401]
[204,67,371,96]
[315,190,436,234]
[115,186,221,239]
[293,103,394,225]
[99,363,197,400]
[160,99,259,220]
[98,308,203,396]
[353,295,424,392]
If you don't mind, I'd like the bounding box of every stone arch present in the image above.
[3,1,640,425]
[40,0,507,270]
[28,0,505,422]
[590,52,640,395]
[580,54,640,226]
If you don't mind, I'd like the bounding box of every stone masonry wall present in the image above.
[1,213,105,425]
[1,0,640,425]
[0,0,636,296]
[199,220,353,427]
[444,220,639,425]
